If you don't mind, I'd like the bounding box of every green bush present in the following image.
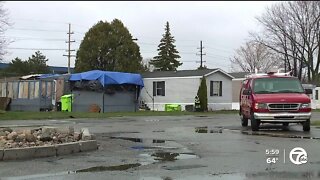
[197,76,208,111]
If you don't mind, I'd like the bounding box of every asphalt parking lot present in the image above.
[0,113,320,180]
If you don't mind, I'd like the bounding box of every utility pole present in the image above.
[196,40,206,68]
[63,23,76,74]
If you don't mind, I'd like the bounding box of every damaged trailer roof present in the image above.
[69,70,144,87]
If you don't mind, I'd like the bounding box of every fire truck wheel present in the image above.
[251,113,260,131]
[303,119,310,132]
[282,123,289,131]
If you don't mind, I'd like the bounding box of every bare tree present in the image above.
[0,2,10,59]
[230,40,279,73]
[253,1,320,84]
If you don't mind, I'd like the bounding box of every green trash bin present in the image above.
[165,104,181,112]
[61,94,73,112]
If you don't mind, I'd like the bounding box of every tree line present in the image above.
[1,51,50,77]
[75,19,182,73]
[231,1,320,84]
[0,20,183,76]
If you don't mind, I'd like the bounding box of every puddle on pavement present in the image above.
[163,164,207,170]
[110,137,167,143]
[140,152,198,163]
[110,137,143,142]
[9,170,319,180]
[153,139,165,143]
[153,130,165,133]
[131,145,161,150]
[245,171,320,179]
[195,126,223,133]
[3,163,142,179]
[139,171,320,180]
[131,145,179,151]
[162,177,173,180]
[76,163,141,173]
[2,172,76,179]
[195,115,208,117]
[112,131,140,134]
[139,174,243,180]
[241,131,320,140]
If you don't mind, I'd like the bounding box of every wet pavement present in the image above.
[0,113,320,179]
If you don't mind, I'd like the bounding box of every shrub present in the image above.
[197,76,208,111]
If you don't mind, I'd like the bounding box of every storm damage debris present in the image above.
[0,126,95,149]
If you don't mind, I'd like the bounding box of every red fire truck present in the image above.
[239,71,312,131]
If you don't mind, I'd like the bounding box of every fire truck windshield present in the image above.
[253,78,304,94]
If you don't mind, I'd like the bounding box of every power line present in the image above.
[12,18,90,30]
[138,40,232,52]
[6,26,235,54]
[205,61,230,68]
[180,52,197,55]
[206,53,230,59]
[181,60,195,62]
[74,31,86,34]
[8,27,67,33]
[8,37,67,42]
[206,46,234,53]
[11,18,88,35]
[7,27,86,34]
[135,36,236,49]
[138,42,197,48]
[12,18,68,25]
[2,36,83,42]
[6,47,67,51]
[137,42,158,46]
[72,24,90,29]
[140,50,196,55]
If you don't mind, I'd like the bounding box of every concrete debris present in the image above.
[81,128,92,141]
[0,126,94,149]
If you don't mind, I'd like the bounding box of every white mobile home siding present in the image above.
[140,71,232,111]
[206,72,232,110]
[141,76,201,111]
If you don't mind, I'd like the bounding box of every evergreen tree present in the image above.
[75,19,145,73]
[150,22,182,71]
[6,57,28,76]
[6,51,50,76]
[197,76,208,111]
[27,51,50,74]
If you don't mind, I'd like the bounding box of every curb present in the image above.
[0,149,3,160]
[0,140,98,161]
[55,142,80,156]
[79,140,98,152]
[34,145,56,158]
[3,146,36,160]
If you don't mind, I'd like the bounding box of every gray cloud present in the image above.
[3,1,278,72]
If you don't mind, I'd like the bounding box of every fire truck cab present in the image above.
[239,71,312,131]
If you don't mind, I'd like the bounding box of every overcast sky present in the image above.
[3,1,278,72]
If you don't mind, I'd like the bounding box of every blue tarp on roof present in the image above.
[39,74,63,79]
[69,70,144,87]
